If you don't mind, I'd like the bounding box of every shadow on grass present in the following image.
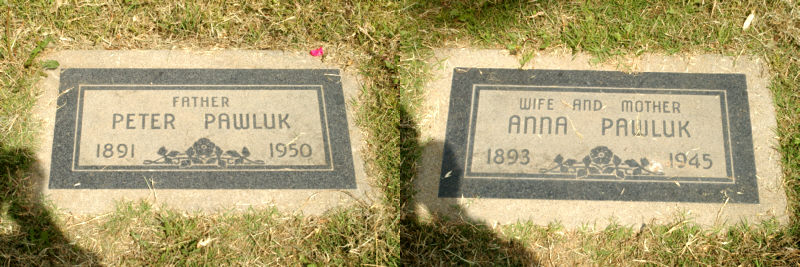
[401,204,540,265]
[0,146,101,265]
[391,1,541,264]
[391,102,539,265]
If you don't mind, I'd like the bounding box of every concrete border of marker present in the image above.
[31,49,788,227]
[414,49,787,227]
[33,50,374,215]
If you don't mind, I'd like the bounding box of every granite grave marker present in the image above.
[35,50,371,214]
[51,68,356,190]
[439,68,757,203]
[416,49,786,226]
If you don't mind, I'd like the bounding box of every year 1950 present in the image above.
[269,142,312,158]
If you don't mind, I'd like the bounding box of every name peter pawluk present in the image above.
[110,96,291,130]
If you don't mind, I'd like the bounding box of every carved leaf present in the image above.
[191,158,203,164]
[165,158,173,164]
[589,167,600,174]
[235,158,244,164]
[157,147,167,156]
[613,155,622,166]
[167,151,179,157]
[640,158,650,167]
[226,150,241,157]
[577,169,588,178]
[180,160,190,167]
[616,170,625,178]
[625,159,639,168]
[560,166,569,173]
[582,155,591,167]
[186,147,195,157]
[206,158,217,164]
[215,147,222,156]
[241,147,250,157]
[633,168,643,175]
[603,167,615,174]
[553,154,564,164]
[218,160,227,167]
[564,159,576,166]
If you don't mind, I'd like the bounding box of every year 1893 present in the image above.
[485,148,530,165]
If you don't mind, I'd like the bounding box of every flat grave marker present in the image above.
[416,49,787,227]
[439,68,756,203]
[51,69,354,189]
[34,51,371,214]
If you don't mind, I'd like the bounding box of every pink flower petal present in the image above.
[310,47,323,57]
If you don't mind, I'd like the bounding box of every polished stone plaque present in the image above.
[50,69,356,189]
[439,68,758,203]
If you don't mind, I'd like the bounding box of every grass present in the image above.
[1,0,799,265]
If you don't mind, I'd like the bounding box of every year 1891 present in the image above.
[96,143,134,158]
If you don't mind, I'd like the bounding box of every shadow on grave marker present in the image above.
[401,116,539,264]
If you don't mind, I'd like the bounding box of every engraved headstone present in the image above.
[34,51,371,214]
[439,68,756,203]
[51,69,354,190]
[416,49,787,227]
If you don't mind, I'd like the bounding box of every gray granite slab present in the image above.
[415,49,787,227]
[34,50,373,215]
[439,68,757,203]
[51,68,355,190]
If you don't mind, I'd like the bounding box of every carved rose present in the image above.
[589,146,613,165]
[192,138,217,158]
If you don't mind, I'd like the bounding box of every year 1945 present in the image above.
[668,152,712,169]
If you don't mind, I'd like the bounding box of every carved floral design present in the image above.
[143,138,264,168]
[539,146,664,179]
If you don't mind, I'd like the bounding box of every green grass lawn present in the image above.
[1,0,799,265]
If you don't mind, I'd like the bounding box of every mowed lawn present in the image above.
[1,0,799,265]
